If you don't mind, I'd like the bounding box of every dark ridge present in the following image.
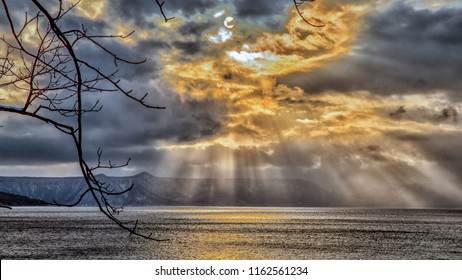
[0,174,337,207]
[0,191,49,207]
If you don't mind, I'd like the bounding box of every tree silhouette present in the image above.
[0,0,173,240]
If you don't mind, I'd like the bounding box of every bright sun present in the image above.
[224,16,235,28]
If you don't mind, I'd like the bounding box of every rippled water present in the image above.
[0,207,461,259]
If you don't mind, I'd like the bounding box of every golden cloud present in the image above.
[158,2,375,150]
[74,0,106,19]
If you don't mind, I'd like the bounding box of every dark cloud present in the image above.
[71,37,169,84]
[60,15,111,35]
[107,0,221,27]
[0,1,34,27]
[79,90,226,156]
[171,20,214,55]
[107,0,160,29]
[119,39,169,79]
[0,117,76,165]
[280,2,462,97]
[172,40,203,55]
[378,104,460,125]
[391,130,462,182]
[235,0,290,17]
[177,20,213,37]
[234,0,291,29]
[0,135,75,164]
[167,0,220,14]
[0,92,226,168]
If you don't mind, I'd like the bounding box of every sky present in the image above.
[1,0,462,206]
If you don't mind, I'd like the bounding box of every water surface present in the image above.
[0,207,461,259]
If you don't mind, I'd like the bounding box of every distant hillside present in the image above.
[0,173,340,207]
[0,191,49,207]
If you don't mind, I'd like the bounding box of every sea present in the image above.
[0,207,461,259]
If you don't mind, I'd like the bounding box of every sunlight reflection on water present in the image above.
[1,207,461,259]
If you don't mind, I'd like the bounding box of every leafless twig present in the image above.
[155,0,175,22]
[0,0,171,240]
[293,0,326,27]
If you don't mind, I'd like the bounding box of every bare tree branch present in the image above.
[155,0,175,22]
[0,0,172,240]
[293,0,326,27]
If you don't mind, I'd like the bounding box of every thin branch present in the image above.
[0,105,75,134]
[155,0,175,22]
[50,188,90,207]
[293,0,326,27]
[78,59,166,109]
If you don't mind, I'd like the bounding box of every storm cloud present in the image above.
[281,2,462,97]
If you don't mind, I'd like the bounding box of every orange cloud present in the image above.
[74,0,106,19]
[159,2,373,150]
